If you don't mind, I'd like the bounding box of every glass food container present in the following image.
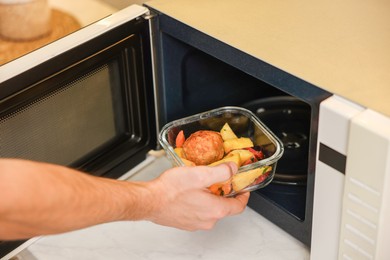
[159,106,284,197]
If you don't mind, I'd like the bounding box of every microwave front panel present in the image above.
[0,5,156,177]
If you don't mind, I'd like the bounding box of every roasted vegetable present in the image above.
[173,123,271,196]
[228,149,256,165]
[231,166,272,192]
[223,137,254,153]
[220,122,238,141]
[208,152,241,167]
[175,130,185,148]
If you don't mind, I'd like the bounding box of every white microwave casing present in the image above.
[340,108,390,259]
[0,5,150,83]
[312,95,390,259]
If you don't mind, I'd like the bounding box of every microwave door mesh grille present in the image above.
[0,64,122,166]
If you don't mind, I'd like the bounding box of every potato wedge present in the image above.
[175,147,195,165]
[220,123,238,141]
[228,149,256,166]
[208,152,240,167]
[232,167,264,191]
[223,137,254,153]
[174,147,186,158]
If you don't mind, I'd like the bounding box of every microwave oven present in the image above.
[1,1,389,259]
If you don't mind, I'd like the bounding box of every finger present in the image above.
[233,191,250,205]
[201,162,238,187]
[225,192,250,216]
[223,162,238,175]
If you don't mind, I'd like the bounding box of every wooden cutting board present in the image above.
[0,8,81,66]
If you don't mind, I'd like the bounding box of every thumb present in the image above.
[201,162,238,187]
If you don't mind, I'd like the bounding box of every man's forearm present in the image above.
[0,159,155,240]
[0,159,248,241]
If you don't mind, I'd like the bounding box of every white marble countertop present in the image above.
[15,153,309,260]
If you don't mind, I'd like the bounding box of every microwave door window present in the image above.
[0,61,125,167]
[0,14,156,177]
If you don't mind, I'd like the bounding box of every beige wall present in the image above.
[100,0,144,9]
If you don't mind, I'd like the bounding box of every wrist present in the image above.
[119,180,161,222]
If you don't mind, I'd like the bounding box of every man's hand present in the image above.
[144,162,250,231]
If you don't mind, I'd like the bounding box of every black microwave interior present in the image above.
[157,33,310,219]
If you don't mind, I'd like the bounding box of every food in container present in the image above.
[159,106,284,197]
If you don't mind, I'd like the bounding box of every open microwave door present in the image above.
[0,5,157,258]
